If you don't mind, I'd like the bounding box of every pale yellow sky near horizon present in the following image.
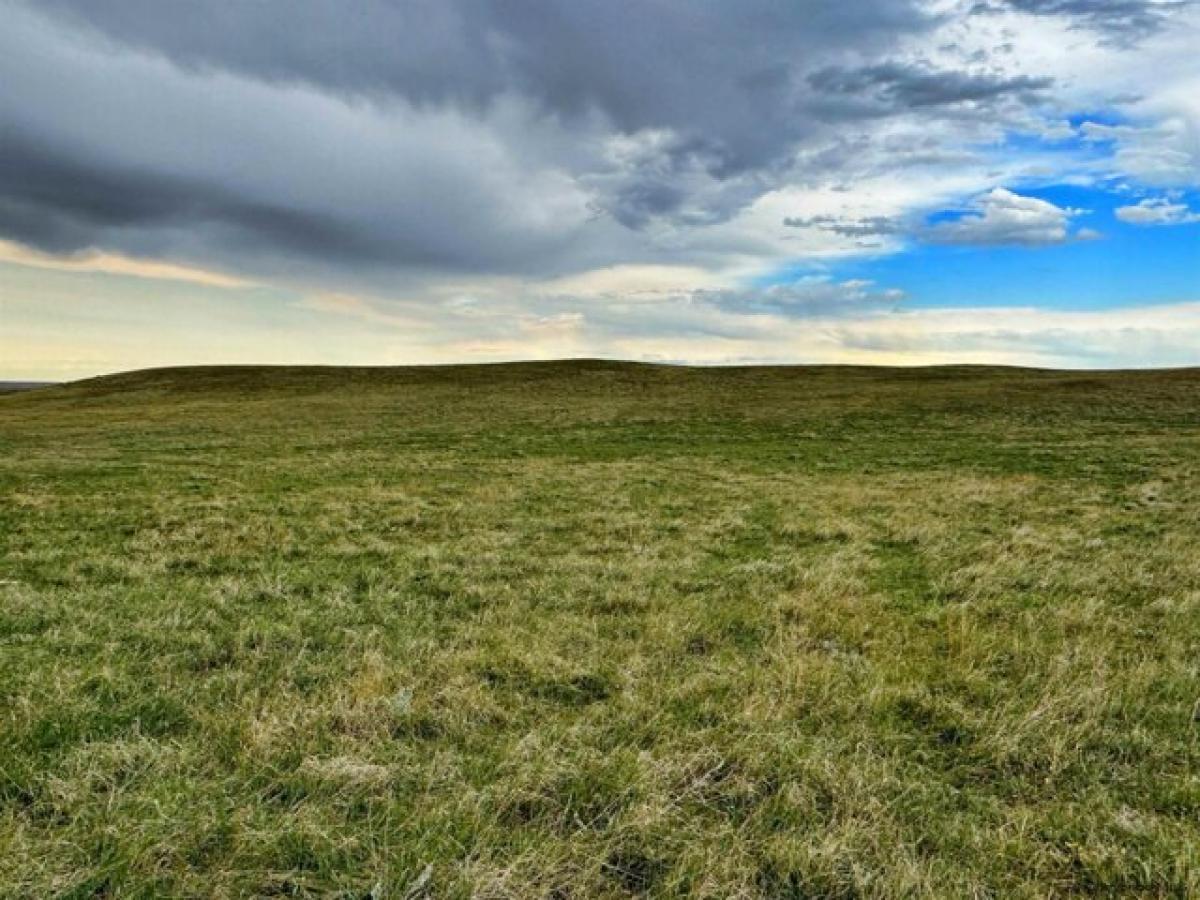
[5,249,1200,382]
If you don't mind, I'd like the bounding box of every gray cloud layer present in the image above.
[30,0,932,174]
[974,0,1193,45]
[0,0,1194,292]
[806,62,1053,115]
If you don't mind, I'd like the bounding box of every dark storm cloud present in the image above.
[972,0,1193,45]
[32,0,936,174]
[0,0,1164,290]
[0,126,573,277]
[0,0,964,284]
[0,1,622,283]
[807,61,1053,115]
[0,133,397,262]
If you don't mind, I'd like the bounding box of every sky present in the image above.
[1,0,1198,379]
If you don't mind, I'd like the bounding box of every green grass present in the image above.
[2,360,1199,897]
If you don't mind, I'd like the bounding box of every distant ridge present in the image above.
[0,381,56,393]
[4,360,1199,407]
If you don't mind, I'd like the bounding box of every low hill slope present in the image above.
[3,361,1200,896]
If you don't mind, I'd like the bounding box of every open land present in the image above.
[2,361,1199,897]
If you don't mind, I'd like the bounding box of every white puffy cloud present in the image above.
[924,188,1085,245]
[1115,196,1200,225]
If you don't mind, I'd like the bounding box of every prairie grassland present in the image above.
[1,361,1199,898]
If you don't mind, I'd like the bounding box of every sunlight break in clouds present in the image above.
[0,240,253,289]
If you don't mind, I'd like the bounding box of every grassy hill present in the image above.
[2,362,1199,897]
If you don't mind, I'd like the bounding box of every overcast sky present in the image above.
[1,0,1198,378]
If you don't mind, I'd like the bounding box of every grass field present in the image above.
[2,361,1200,898]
